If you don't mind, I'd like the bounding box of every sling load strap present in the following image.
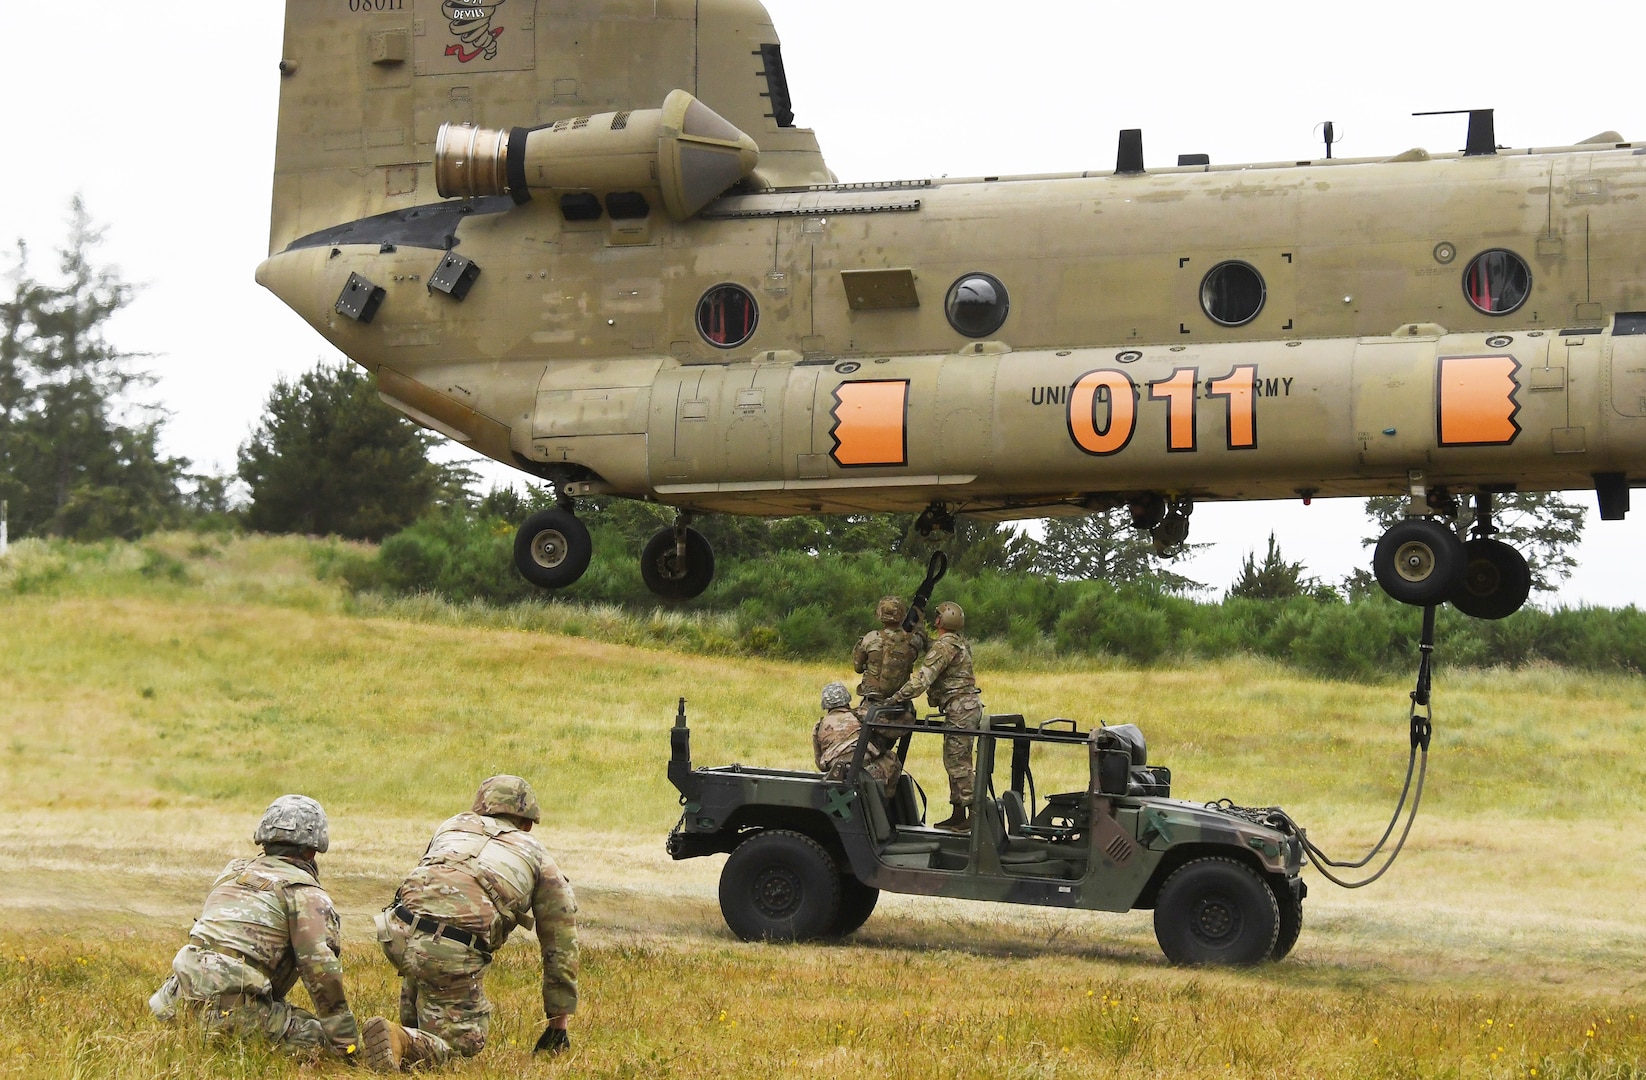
[1409,602,1435,752]
[902,550,948,632]
[1211,604,1437,889]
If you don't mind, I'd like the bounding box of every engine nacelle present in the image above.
[434,89,760,221]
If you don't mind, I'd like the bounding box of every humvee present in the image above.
[666,700,1306,965]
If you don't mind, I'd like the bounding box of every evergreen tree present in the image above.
[1033,508,1203,590]
[0,201,191,539]
[1229,532,1331,599]
[238,360,473,541]
[1363,492,1585,593]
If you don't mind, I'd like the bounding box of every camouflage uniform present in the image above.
[814,704,904,796]
[891,622,982,809]
[148,796,360,1061]
[372,777,578,1067]
[853,599,928,706]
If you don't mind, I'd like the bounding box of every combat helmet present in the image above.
[821,682,852,710]
[875,595,906,626]
[253,794,330,853]
[474,774,542,823]
[934,601,965,633]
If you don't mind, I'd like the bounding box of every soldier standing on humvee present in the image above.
[813,681,903,796]
[362,774,578,1072]
[886,601,983,831]
[852,595,928,714]
[148,795,363,1062]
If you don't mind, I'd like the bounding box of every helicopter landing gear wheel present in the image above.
[512,508,592,589]
[641,521,715,599]
[1450,537,1531,620]
[1373,519,1466,607]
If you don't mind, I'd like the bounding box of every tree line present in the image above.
[6,203,1632,677]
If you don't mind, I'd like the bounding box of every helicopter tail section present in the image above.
[269,0,830,253]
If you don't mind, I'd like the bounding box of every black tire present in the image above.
[718,830,841,942]
[512,509,592,589]
[829,874,879,938]
[1372,518,1466,607]
[1450,537,1531,620]
[1153,857,1279,967]
[640,527,715,599]
[1270,881,1303,961]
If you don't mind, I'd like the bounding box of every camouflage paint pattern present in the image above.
[938,695,985,807]
[378,915,482,1061]
[669,712,1304,916]
[853,625,928,702]
[472,774,542,823]
[152,855,360,1058]
[891,631,982,807]
[813,706,903,796]
[382,812,579,1057]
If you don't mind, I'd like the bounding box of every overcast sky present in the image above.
[2,1,1642,606]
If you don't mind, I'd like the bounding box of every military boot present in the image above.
[934,807,970,831]
[363,1016,412,1072]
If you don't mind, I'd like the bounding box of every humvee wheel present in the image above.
[1373,518,1465,607]
[719,830,841,942]
[513,509,592,589]
[828,874,879,938]
[1270,882,1303,961]
[640,526,716,599]
[1450,537,1531,620]
[1153,857,1279,966]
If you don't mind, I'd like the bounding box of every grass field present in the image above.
[3,534,1645,1078]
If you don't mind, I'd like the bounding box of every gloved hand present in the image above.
[534,1025,570,1054]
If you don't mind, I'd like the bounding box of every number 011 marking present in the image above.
[1068,365,1259,456]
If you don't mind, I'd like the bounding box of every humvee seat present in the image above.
[860,778,941,858]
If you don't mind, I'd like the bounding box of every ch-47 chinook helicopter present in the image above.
[258,0,1646,618]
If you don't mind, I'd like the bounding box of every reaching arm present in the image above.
[889,638,952,706]
[286,885,361,1058]
[531,861,580,1021]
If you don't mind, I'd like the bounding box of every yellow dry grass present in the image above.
[2,534,1645,1078]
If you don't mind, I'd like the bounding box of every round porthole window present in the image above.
[945,273,1010,338]
[1200,261,1266,326]
[1462,250,1531,316]
[696,283,758,348]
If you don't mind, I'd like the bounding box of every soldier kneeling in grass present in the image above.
[362,774,579,1071]
[148,795,363,1063]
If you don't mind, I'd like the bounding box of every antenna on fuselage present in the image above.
[1413,108,1498,156]
[1318,120,1341,159]
[1115,129,1145,175]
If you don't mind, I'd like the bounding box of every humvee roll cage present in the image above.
[667,698,1307,965]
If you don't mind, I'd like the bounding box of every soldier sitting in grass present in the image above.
[813,681,903,797]
[362,774,579,1072]
[148,795,362,1063]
